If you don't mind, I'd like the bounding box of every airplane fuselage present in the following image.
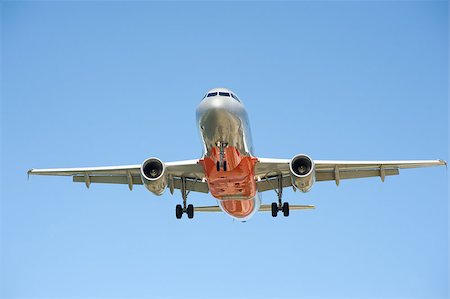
[196,88,261,220]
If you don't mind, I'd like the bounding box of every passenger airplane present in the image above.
[28,88,446,221]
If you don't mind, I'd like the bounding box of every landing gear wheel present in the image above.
[175,204,183,219]
[271,202,278,217]
[216,161,220,172]
[187,204,194,219]
[282,202,289,217]
[223,161,227,171]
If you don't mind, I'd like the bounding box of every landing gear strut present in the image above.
[216,141,228,171]
[271,175,289,217]
[175,177,194,219]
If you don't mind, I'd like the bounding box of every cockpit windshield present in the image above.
[202,90,241,103]
[231,93,241,103]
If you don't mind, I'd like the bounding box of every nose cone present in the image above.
[196,93,244,123]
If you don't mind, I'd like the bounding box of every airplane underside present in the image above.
[27,87,446,221]
[199,145,259,219]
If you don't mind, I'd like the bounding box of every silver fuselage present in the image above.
[196,88,261,220]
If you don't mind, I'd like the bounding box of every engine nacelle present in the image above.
[140,157,167,196]
[289,154,315,193]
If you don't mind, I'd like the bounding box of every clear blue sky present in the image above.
[1,1,448,298]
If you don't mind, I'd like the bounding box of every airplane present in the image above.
[28,88,447,221]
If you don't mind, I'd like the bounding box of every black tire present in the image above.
[282,202,289,217]
[216,161,220,171]
[223,160,227,171]
[187,204,194,219]
[271,202,278,217]
[175,204,183,219]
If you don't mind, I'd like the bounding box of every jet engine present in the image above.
[140,157,167,195]
[289,154,315,192]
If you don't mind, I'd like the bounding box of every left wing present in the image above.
[255,158,446,192]
[28,159,208,193]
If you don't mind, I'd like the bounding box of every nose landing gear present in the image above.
[216,141,228,171]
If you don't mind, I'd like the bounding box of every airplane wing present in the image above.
[28,159,209,193]
[255,158,446,192]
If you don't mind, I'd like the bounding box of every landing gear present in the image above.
[216,141,228,171]
[271,202,278,217]
[176,204,183,219]
[187,204,194,219]
[175,177,195,220]
[282,202,289,217]
[217,160,227,171]
[175,203,195,219]
[271,175,290,217]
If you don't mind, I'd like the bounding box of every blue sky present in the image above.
[1,1,448,298]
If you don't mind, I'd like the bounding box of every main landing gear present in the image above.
[216,141,228,171]
[176,203,193,219]
[271,175,290,217]
[175,177,194,219]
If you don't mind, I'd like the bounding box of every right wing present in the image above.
[255,158,446,192]
[28,159,209,193]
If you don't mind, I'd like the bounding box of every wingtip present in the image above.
[27,169,33,180]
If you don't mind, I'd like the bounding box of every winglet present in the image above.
[27,169,34,180]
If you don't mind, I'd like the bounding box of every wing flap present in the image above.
[316,168,399,181]
[172,177,209,194]
[73,175,143,185]
[166,160,205,178]
[257,175,292,192]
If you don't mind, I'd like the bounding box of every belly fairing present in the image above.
[199,147,258,199]
[199,145,259,220]
[219,194,261,220]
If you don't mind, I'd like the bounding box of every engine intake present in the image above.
[141,157,167,195]
[289,154,315,192]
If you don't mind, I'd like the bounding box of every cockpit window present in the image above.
[231,93,241,102]
[219,92,230,97]
[207,92,218,97]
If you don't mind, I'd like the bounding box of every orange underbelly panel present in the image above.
[220,199,255,218]
[199,146,257,200]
